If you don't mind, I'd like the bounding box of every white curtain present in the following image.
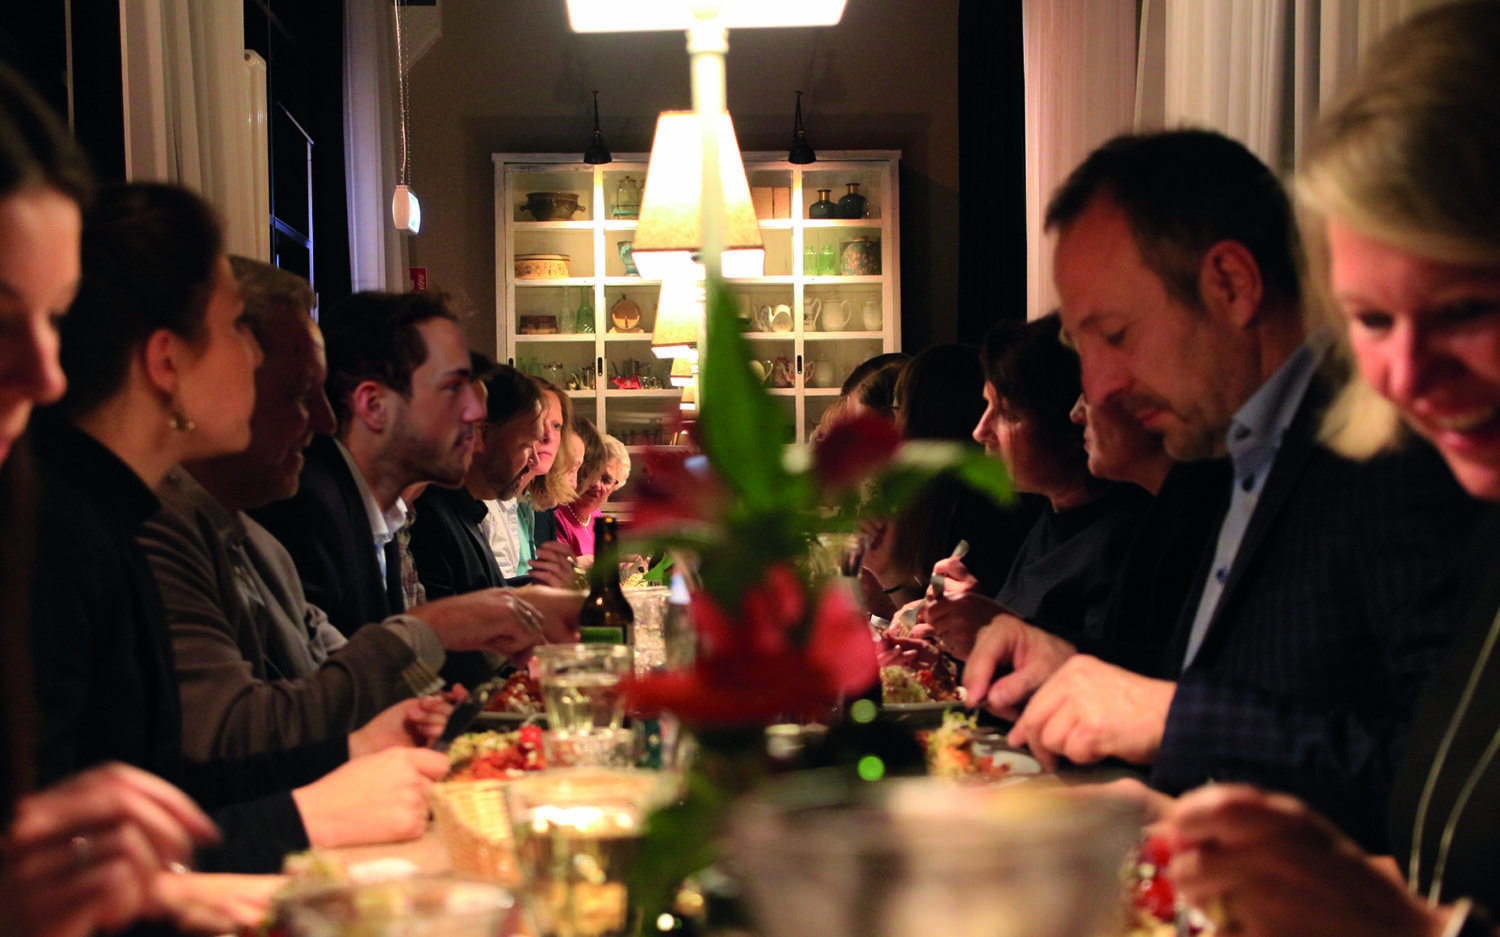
[118,0,270,259]
[1024,0,1457,318]
[1021,0,1138,319]
[344,0,408,293]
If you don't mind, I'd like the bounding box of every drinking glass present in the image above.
[623,586,671,674]
[818,243,837,276]
[276,875,521,937]
[728,777,1142,937]
[535,644,632,733]
[505,769,678,937]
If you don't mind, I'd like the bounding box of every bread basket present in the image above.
[428,780,519,886]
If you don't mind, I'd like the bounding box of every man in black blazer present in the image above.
[252,292,580,665]
[252,292,485,634]
[956,130,1478,851]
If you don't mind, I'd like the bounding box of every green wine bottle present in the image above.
[578,515,634,645]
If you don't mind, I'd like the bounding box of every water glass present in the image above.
[535,644,632,733]
[544,727,639,769]
[623,586,671,674]
[505,770,677,937]
[728,778,1142,937]
[276,875,521,937]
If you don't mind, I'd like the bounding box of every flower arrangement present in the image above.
[621,276,1011,921]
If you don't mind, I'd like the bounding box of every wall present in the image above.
[405,0,961,356]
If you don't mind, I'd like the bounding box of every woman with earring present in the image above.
[28,182,452,880]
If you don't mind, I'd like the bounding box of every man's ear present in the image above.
[1198,240,1264,328]
[349,380,388,433]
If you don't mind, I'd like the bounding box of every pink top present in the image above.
[554,503,596,557]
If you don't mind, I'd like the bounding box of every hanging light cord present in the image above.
[394,0,410,186]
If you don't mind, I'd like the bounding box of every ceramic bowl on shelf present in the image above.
[519,191,585,221]
[515,253,570,279]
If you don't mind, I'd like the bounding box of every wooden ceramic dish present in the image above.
[515,253,570,279]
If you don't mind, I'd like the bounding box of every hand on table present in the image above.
[961,612,1076,719]
[1007,655,1173,770]
[411,585,579,658]
[0,763,219,937]
[527,540,578,589]
[155,871,286,935]
[292,747,449,849]
[1158,784,1447,937]
[348,694,456,758]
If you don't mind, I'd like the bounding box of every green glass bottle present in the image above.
[578,515,634,645]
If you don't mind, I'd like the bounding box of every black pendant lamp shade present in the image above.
[787,90,816,165]
[584,90,612,165]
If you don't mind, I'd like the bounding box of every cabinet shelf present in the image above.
[495,150,900,446]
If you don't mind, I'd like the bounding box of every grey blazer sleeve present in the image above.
[140,496,419,760]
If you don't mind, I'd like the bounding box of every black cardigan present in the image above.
[28,417,346,873]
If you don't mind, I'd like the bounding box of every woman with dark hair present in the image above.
[924,313,1151,658]
[28,182,452,882]
[862,344,1043,613]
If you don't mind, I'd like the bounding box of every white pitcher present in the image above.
[822,299,854,331]
[861,300,882,331]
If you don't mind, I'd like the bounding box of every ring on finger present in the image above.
[69,835,94,871]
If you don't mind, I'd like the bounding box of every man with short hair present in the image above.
[142,266,579,759]
[409,363,544,600]
[252,291,482,634]
[951,130,1479,850]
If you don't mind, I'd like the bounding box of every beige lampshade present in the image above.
[669,356,696,387]
[652,277,704,359]
[633,111,764,281]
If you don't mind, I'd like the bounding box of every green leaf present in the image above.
[695,277,790,510]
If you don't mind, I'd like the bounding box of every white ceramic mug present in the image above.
[861,300,882,331]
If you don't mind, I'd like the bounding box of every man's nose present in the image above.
[1079,352,1130,407]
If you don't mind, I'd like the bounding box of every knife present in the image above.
[430,675,507,753]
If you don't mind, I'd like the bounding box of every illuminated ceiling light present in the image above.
[566,0,847,32]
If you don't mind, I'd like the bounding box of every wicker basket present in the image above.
[429,780,520,886]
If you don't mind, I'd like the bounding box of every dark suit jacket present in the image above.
[409,485,506,599]
[1066,459,1232,676]
[250,434,394,637]
[1151,381,1481,852]
[408,485,509,687]
[29,417,342,873]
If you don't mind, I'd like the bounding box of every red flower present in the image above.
[625,569,878,727]
[812,412,902,491]
[629,447,730,536]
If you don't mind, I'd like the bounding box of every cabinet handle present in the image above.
[598,356,604,375]
[797,353,803,374]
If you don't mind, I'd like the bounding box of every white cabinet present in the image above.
[493,151,901,447]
